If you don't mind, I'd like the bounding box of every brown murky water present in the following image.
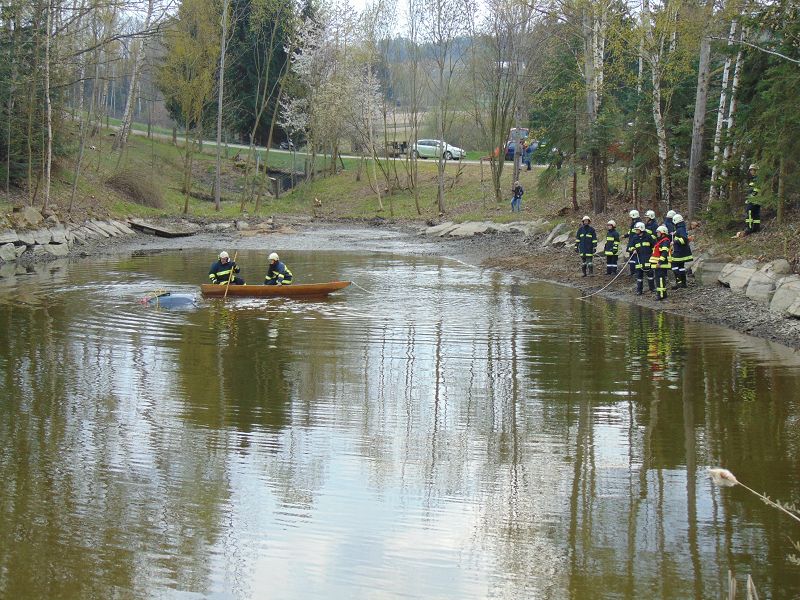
[1,242,799,599]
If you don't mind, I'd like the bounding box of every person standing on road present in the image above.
[670,213,693,289]
[604,220,620,276]
[575,215,598,277]
[623,209,640,276]
[632,222,655,296]
[745,163,761,234]
[649,225,672,301]
[511,181,524,212]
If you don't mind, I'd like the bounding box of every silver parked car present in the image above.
[411,139,466,160]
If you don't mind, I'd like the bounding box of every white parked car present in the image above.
[411,139,466,160]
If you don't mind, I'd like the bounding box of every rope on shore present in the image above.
[577,254,636,300]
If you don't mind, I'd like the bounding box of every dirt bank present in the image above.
[24,216,800,351]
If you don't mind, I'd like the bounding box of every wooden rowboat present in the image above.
[201,281,351,298]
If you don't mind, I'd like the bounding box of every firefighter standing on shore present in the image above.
[644,210,659,236]
[575,215,598,277]
[650,225,672,301]
[745,163,761,234]
[604,220,620,275]
[664,210,676,235]
[632,222,656,295]
[670,213,693,289]
[624,209,640,276]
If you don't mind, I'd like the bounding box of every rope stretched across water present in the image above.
[577,252,637,300]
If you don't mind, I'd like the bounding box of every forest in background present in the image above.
[0,0,798,221]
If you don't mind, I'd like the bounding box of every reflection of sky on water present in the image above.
[0,246,799,599]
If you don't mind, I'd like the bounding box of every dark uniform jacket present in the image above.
[671,222,693,263]
[665,217,675,235]
[208,260,240,284]
[265,260,293,285]
[604,228,620,257]
[632,231,655,267]
[644,218,659,237]
[624,219,638,251]
[575,224,598,256]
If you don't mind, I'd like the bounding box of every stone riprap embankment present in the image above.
[0,206,138,274]
[694,256,800,318]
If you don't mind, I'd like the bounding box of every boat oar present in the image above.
[223,251,238,301]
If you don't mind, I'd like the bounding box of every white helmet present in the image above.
[219,251,229,260]
[629,209,639,219]
[268,252,279,262]
[749,163,758,171]
[645,210,656,219]
[656,225,669,234]
[672,214,684,224]
[666,210,676,218]
[635,222,646,232]
[582,215,591,222]
[607,220,616,227]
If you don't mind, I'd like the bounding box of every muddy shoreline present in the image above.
[18,216,800,352]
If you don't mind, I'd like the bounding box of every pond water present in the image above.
[1,242,799,599]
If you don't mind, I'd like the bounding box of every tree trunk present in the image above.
[777,155,786,225]
[721,30,745,180]
[114,0,153,151]
[709,20,737,202]
[214,0,229,212]
[687,3,714,220]
[43,0,53,212]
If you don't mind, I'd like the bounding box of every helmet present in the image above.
[268,252,279,262]
[666,210,676,218]
[629,209,639,219]
[635,222,646,231]
[582,215,590,222]
[645,210,656,219]
[749,163,758,171]
[657,225,669,234]
[672,214,684,224]
[607,220,616,227]
[219,251,229,260]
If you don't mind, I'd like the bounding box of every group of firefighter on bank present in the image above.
[574,209,693,302]
[208,251,293,286]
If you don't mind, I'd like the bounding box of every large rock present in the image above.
[551,233,571,247]
[110,219,136,235]
[770,276,800,314]
[424,221,456,236]
[14,245,27,258]
[447,222,498,237]
[510,220,551,236]
[0,229,17,244]
[18,206,43,227]
[206,222,234,233]
[32,229,53,245]
[745,270,779,304]
[92,220,122,236]
[718,263,757,293]
[761,259,793,276]
[235,220,250,231]
[49,226,69,244]
[0,243,16,262]
[83,222,110,238]
[16,231,35,246]
[541,223,566,248]
[788,298,800,319]
[43,243,69,257]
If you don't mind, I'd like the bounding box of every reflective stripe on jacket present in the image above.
[209,260,240,283]
[265,261,293,285]
[632,231,655,268]
[671,222,693,262]
[604,229,620,256]
[575,225,598,256]
[649,235,671,269]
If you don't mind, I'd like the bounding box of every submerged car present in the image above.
[411,139,466,160]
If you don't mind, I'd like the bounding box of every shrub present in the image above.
[107,170,164,208]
